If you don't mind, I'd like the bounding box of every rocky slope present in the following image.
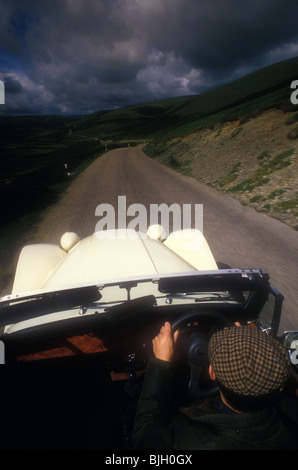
[150,107,298,230]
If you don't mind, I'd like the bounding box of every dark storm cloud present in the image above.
[3,75,22,94]
[162,1,298,70]
[0,0,297,115]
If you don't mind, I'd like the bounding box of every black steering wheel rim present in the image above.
[171,310,233,400]
[172,309,233,332]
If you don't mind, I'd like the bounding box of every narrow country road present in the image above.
[27,145,298,333]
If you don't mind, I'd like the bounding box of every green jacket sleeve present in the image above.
[133,356,178,449]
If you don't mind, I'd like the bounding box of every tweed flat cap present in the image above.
[208,325,291,396]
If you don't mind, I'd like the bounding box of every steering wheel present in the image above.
[171,310,233,400]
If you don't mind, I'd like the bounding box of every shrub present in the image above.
[268,189,285,199]
[287,127,298,140]
[285,113,298,125]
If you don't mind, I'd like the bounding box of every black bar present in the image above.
[158,270,269,294]
[0,286,101,326]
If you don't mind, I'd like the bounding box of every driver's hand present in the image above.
[152,322,179,363]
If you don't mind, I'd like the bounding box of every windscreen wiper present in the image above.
[0,286,102,327]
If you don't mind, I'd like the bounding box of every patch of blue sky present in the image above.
[0,48,23,73]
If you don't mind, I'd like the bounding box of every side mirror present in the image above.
[282,331,298,371]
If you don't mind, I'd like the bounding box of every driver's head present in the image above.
[208,325,291,412]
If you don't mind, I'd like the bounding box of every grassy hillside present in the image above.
[70,56,298,143]
[0,114,135,225]
[1,116,95,223]
[68,95,195,142]
[138,58,298,230]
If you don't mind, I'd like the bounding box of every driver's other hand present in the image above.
[152,321,179,363]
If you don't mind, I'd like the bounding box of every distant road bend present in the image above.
[32,145,298,334]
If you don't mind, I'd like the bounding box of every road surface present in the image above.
[31,145,298,334]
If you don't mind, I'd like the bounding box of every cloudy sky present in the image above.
[0,0,298,115]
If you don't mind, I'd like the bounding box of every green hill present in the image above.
[69,56,298,142]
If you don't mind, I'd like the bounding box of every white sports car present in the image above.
[0,226,296,450]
